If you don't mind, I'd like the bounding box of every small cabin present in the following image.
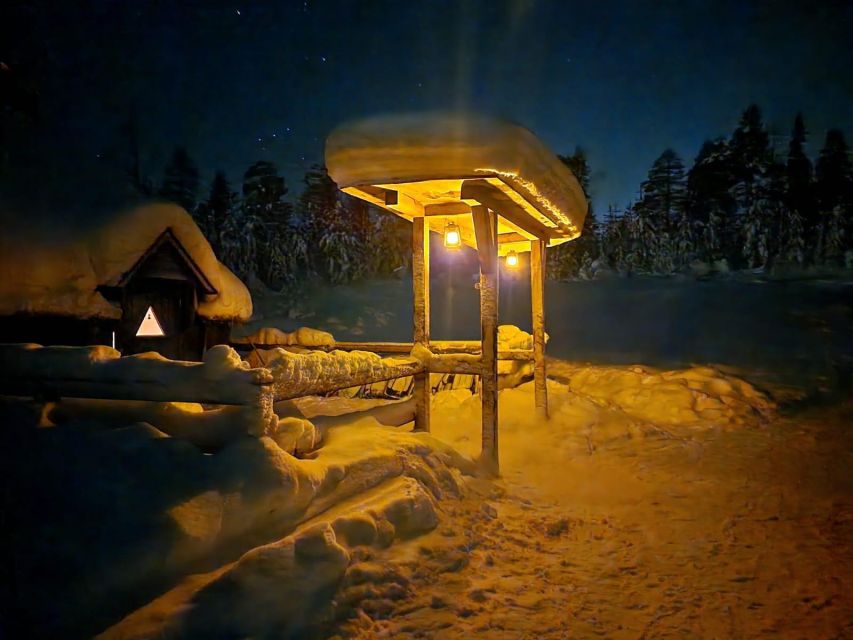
[0,203,252,361]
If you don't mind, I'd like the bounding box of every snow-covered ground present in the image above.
[3,275,851,638]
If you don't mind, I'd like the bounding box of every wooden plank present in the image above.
[531,239,548,418]
[412,217,431,432]
[497,232,530,244]
[462,179,559,240]
[477,208,500,474]
[423,202,471,216]
[331,341,414,353]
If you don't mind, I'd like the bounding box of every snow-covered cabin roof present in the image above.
[326,112,588,256]
[0,203,252,322]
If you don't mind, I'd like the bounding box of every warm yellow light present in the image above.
[444,220,461,249]
[505,250,519,268]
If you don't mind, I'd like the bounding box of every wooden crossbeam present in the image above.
[461,179,557,240]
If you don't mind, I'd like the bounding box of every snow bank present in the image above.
[0,202,252,321]
[2,407,470,638]
[552,363,774,427]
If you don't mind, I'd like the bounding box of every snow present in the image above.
[0,202,252,321]
[325,112,588,253]
[3,276,850,637]
[232,325,335,348]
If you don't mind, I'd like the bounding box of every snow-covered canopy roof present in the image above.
[326,112,588,256]
[0,203,252,322]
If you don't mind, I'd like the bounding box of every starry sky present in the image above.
[2,0,852,218]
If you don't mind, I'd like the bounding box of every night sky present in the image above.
[2,0,851,218]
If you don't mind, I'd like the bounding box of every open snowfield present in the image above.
[3,275,851,638]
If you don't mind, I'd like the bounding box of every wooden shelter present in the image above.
[326,113,588,472]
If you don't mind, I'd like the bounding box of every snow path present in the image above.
[331,373,852,639]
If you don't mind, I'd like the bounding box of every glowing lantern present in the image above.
[505,250,519,268]
[443,220,461,249]
[136,306,165,337]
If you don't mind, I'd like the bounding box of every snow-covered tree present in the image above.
[368,210,410,275]
[159,147,200,214]
[318,200,367,284]
[778,206,806,267]
[196,171,238,255]
[241,161,298,285]
[820,205,846,267]
[548,148,597,279]
[785,113,815,235]
[638,149,687,235]
[815,129,852,250]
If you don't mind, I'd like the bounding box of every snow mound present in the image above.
[0,202,252,321]
[553,363,774,427]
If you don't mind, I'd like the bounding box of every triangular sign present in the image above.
[136,306,165,337]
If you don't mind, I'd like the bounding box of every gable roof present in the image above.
[0,203,252,321]
[118,229,218,296]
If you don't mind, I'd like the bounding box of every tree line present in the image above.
[549,105,852,279]
[151,152,410,290]
[150,103,850,289]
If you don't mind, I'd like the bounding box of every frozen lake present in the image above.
[249,274,853,391]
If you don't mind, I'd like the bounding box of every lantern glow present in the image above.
[443,220,461,249]
[505,250,519,268]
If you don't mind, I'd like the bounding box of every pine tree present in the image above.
[241,161,297,285]
[298,164,341,275]
[822,205,846,267]
[549,148,597,279]
[728,105,773,267]
[368,210,410,275]
[778,207,806,266]
[195,171,238,255]
[814,129,852,250]
[637,149,687,235]
[785,113,815,235]
[687,138,735,264]
[159,146,200,214]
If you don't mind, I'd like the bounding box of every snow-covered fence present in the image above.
[0,343,276,437]
[249,348,425,401]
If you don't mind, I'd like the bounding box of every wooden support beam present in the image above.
[412,217,431,432]
[531,239,548,418]
[471,205,497,274]
[475,208,500,474]
[462,179,558,240]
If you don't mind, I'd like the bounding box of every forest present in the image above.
[143,104,851,288]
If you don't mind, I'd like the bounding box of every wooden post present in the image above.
[531,239,548,418]
[412,217,431,432]
[472,206,499,474]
